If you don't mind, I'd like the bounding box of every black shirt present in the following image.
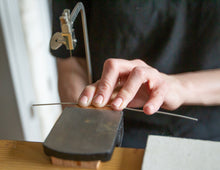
[52,0,220,148]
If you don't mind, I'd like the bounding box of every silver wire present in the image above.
[32,102,198,121]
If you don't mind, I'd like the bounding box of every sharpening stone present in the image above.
[43,107,123,162]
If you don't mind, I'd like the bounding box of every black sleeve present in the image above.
[50,0,91,58]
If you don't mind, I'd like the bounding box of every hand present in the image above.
[78,59,184,115]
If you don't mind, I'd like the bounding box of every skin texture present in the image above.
[58,57,220,115]
[57,57,88,109]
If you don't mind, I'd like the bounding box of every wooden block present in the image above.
[51,156,101,169]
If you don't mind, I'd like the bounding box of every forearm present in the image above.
[173,69,220,106]
[57,57,88,103]
[77,58,220,114]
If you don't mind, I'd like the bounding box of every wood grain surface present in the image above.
[0,140,144,170]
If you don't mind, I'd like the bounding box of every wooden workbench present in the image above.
[0,140,144,170]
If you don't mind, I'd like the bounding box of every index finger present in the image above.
[92,59,143,107]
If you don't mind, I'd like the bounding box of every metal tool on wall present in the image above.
[50,2,92,84]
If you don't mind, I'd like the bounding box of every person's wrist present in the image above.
[171,74,191,106]
[161,73,186,110]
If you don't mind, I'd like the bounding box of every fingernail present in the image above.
[112,98,123,108]
[79,96,88,106]
[145,104,155,114]
[93,95,103,105]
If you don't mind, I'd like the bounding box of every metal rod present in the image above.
[70,2,93,83]
[32,102,75,107]
[124,107,198,121]
[32,102,198,121]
